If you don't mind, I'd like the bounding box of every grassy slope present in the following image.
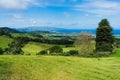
[111,48,120,57]
[1,36,120,80]
[22,42,75,55]
[0,36,13,49]
[0,56,120,80]
[22,42,56,55]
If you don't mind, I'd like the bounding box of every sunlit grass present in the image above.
[0,56,120,80]
[0,36,13,49]
[22,42,75,55]
[111,48,120,57]
[22,42,53,55]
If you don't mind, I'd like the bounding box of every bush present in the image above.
[5,47,24,55]
[65,50,79,56]
[0,48,3,55]
[114,39,120,48]
[65,45,73,47]
[49,46,63,54]
[26,53,31,56]
[93,52,111,57]
[37,50,48,55]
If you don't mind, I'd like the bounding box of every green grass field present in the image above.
[111,48,120,57]
[22,42,75,55]
[22,42,53,55]
[0,56,120,80]
[12,33,34,38]
[1,36,120,80]
[0,36,13,50]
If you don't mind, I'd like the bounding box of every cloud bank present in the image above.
[75,0,120,16]
[0,0,37,9]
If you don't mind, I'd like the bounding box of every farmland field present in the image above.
[0,56,120,80]
[1,0,120,79]
[0,36,13,50]
[0,35,120,80]
[0,29,120,80]
[22,42,75,55]
[22,42,56,55]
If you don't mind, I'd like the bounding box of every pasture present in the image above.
[0,36,13,50]
[0,56,120,80]
[22,42,75,55]
[0,34,120,80]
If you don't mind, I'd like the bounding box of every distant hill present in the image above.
[0,27,20,33]
[16,26,120,35]
[16,26,96,33]
[17,26,63,32]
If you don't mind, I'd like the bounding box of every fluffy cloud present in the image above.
[0,0,70,9]
[0,0,37,9]
[75,0,120,16]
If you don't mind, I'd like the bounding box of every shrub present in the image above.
[93,52,111,57]
[49,46,63,54]
[26,53,31,56]
[74,32,94,54]
[65,50,79,56]
[0,48,3,55]
[114,39,120,48]
[5,47,24,55]
[65,45,73,47]
[37,50,48,55]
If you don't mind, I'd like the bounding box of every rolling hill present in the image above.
[0,36,13,49]
[22,42,75,55]
[0,27,20,33]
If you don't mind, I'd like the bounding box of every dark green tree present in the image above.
[4,37,30,55]
[0,29,4,35]
[0,48,3,55]
[67,50,79,56]
[95,19,114,52]
[49,46,63,54]
[37,50,48,55]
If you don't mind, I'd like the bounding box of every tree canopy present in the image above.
[95,19,114,52]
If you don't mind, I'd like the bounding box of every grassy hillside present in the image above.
[0,56,120,80]
[0,36,13,49]
[22,42,53,55]
[22,42,75,55]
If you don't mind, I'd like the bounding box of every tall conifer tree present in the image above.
[96,19,114,52]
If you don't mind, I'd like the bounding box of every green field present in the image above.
[22,42,75,55]
[111,48,120,57]
[22,42,53,55]
[0,36,13,49]
[1,35,120,80]
[0,56,120,80]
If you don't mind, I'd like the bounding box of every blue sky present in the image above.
[0,0,120,29]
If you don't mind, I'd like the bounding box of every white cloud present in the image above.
[0,0,37,9]
[0,0,71,9]
[12,14,23,19]
[75,0,120,16]
[36,0,68,7]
